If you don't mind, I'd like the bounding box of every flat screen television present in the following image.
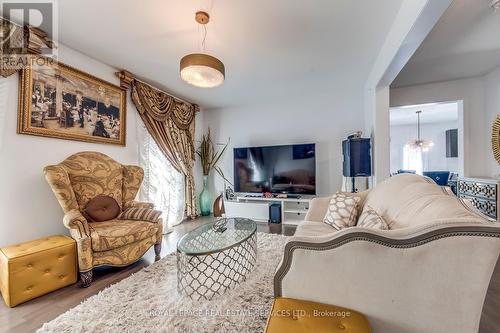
[233,143,316,195]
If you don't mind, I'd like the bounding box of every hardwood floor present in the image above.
[1,217,499,332]
[0,218,296,333]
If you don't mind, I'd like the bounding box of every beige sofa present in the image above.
[274,174,500,333]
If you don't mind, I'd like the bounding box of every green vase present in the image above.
[199,175,212,216]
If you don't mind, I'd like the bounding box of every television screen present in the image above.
[234,143,316,195]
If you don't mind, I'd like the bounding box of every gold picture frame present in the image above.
[18,57,126,145]
[492,115,500,165]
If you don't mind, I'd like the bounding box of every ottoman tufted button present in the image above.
[58,254,65,259]
[338,323,346,330]
[45,269,51,273]
[26,286,33,291]
[59,275,65,279]
[27,263,33,268]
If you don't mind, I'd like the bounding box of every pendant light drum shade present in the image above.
[180,53,225,88]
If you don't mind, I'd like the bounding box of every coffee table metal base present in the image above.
[177,232,257,300]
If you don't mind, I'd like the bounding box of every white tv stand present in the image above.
[224,195,314,225]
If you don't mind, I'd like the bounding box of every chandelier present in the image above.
[406,111,434,152]
[180,11,225,88]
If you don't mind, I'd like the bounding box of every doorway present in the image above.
[389,101,464,180]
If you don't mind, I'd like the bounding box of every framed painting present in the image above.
[18,57,126,145]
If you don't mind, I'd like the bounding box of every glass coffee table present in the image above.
[177,217,257,300]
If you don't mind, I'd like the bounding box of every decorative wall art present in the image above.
[492,115,500,165]
[18,57,126,145]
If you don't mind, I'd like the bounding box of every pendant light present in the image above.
[405,111,434,152]
[180,11,225,88]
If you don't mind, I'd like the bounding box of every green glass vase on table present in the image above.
[196,128,230,216]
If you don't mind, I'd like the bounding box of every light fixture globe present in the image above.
[180,53,225,88]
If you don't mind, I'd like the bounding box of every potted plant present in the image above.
[196,128,230,216]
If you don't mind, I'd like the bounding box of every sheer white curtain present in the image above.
[137,121,185,230]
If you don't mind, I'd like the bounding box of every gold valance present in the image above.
[132,80,199,129]
[0,20,55,78]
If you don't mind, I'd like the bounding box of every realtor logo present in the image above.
[1,0,57,73]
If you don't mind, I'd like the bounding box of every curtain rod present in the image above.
[116,70,200,110]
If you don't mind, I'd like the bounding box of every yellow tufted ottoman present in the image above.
[266,297,372,333]
[0,235,77,307]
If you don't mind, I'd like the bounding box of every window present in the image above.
[138,122,185,229]
[403,146,426,175]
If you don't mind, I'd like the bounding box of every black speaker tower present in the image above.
[342,137,372,192]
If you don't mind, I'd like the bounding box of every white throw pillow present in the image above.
[323,193,361,230]
[357,205,389,230]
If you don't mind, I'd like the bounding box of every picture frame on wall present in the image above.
[17,57,126,145]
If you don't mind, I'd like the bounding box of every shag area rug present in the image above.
[38,232,289,333]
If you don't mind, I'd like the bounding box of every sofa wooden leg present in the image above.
[80,270,93,288]
[154,243,161,261]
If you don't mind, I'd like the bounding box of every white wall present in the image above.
[390,71,500,178]
[373,86,391,184]
[0,45,206,247]
[390,121,459,174]
[484,67,500,179]
[0,46,139,247]
[200,90,365,197]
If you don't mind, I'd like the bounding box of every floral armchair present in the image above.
[44,151,162,287]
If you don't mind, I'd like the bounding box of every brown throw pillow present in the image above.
[118,208,162,223]
[84,195,121,222]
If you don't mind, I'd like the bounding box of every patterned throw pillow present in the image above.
[323,193,361,230]
[118,208,162,223]
[357,206,388,230]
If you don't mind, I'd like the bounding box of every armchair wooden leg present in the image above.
[154,243,161,261]
[80,270,93,288]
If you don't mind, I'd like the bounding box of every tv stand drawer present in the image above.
[224,201,269,221]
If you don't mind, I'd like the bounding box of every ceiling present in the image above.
[49,0,403,109]
[392,0,500,88]
[390,102,459,126]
